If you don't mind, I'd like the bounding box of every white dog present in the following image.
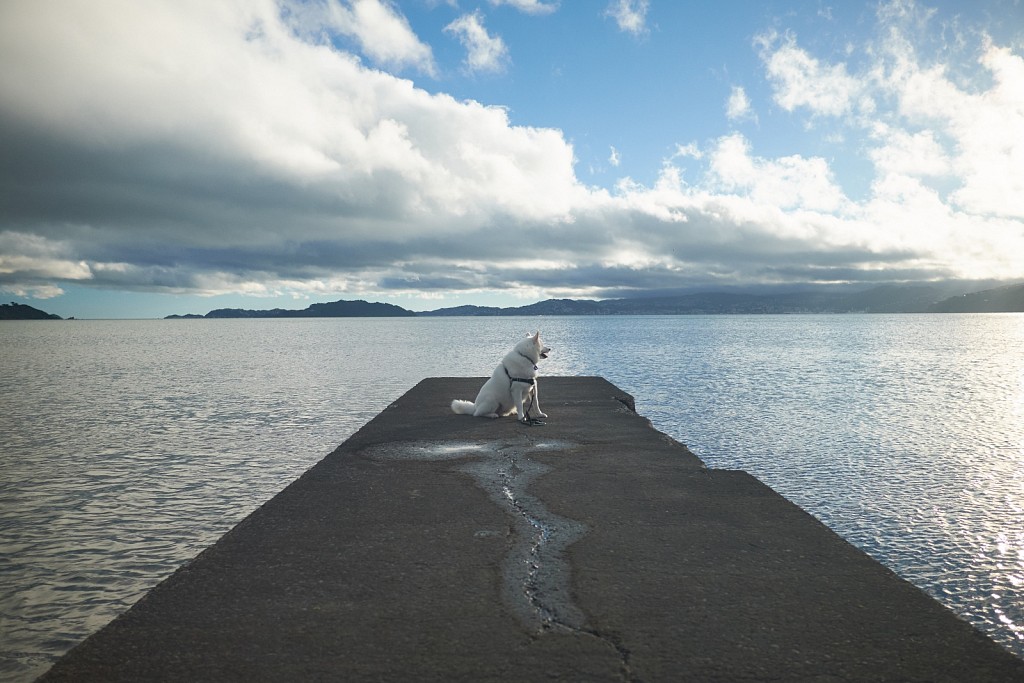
[451,332,551,424]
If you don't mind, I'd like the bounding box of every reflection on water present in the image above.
[1,314,1022,679]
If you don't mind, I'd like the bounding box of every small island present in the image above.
[0,302,62,320]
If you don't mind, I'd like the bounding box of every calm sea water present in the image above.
[1,315,1022,679]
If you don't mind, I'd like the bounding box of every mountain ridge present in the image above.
[11,282,1021,320]
[418,282,1024,316]
[927,282,1024,313]
[166,299,416,319]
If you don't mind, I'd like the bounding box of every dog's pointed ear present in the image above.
[532,331,540,342]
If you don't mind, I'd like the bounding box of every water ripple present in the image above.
[571,314,1024,659]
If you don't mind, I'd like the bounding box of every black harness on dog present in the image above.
[505,351,539,386]
[503,360,544,425]
[504,366,535,385]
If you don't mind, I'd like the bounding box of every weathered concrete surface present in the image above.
[40,377,1024,682]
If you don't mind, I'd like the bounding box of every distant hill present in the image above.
[422,283,996,316]
[166,299,416,319]
[0,302,62,320]
[415,304,505,316]
[164,283,1023,320]
[928,283,1024,312]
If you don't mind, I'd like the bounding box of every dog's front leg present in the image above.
[512,386,528,422]
[532,383,548,419]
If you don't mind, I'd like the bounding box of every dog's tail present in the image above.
[451,399,475,415]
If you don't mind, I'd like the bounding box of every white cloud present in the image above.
[293,0,437,76]
[707,133,851,213]
[673,142,703,160]
[444,11,510,73]
[0,231,93,282]
[605,0,649,37]
[949,44,1024,218]
[732,1,1023,278]
[726,85,755,121]
[757,1,1024,223]
[758,30,865,117]
[0,283,65,299]
[609,146,621,166]
[868,125,951,177]
[489,0,558,15]
[0,2,578,241]
[883,41,1024,219]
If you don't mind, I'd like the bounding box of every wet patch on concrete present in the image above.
[365,440,587,634]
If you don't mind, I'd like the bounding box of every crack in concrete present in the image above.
[369,440,583,630]
[367,439,637,681]
[460,444,586,633]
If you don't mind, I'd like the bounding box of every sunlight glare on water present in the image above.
[553,314,1024,656]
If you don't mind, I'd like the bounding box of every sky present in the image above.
[1,0,1023,318]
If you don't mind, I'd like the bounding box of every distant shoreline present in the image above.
[5,281,1023,320]
[165,282,1024,317]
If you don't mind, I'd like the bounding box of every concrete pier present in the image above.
[40,377,1024,681]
